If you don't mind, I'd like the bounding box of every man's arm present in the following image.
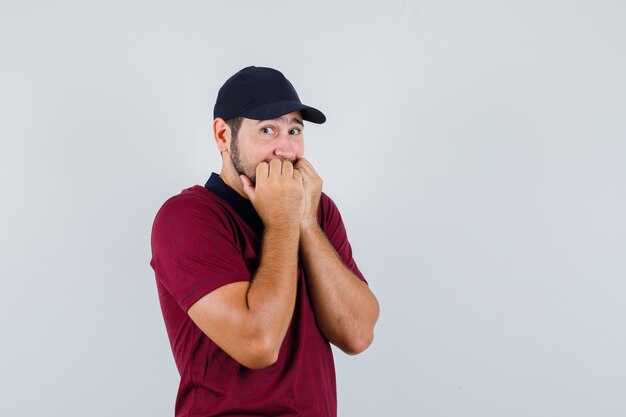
[188,160,304,369]
[295,159,379,354]
[188,224,300,369]
[299,222,379,354]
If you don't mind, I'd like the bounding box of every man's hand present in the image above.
[294,158,323,229]
[241,159,305,228]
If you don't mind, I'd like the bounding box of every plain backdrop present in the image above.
[1,1,625,416]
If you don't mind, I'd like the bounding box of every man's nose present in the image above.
[273,133,296,160]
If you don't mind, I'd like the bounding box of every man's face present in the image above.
[229,111,305,183]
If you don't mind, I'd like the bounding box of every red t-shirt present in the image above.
[150,173,366,417]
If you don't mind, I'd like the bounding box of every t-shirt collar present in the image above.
[204,172,263,232]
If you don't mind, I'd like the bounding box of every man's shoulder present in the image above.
[319,191,341,214]
[153,185,233,229]
[317,191,345,229]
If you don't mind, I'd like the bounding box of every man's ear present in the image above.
[213,118,230,153]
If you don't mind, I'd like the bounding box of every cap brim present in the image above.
[239,100,326,124]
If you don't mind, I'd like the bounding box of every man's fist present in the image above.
[293,158,323,228]
[241,159,305,228]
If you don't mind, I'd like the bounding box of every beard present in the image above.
[230,135,256,184]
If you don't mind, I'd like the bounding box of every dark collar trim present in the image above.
[205,172,263,232]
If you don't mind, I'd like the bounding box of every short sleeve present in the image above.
[318,193,368,285]
[150,193,251,312]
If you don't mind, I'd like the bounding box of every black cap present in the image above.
[213,66,326,124]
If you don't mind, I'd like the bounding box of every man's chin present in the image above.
[243,171,256,185]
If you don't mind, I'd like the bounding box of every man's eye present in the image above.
[261,127,275,135]
[289,128,301,135]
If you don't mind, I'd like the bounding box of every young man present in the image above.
[150,66,379,417]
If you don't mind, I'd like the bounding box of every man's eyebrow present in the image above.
[256,117,304,126]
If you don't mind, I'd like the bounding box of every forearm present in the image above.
[299,223,379,354]
[245,224,300,355]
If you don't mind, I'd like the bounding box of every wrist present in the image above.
[300,217,320,233]
[265,221,302,235]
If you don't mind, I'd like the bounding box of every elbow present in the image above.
[238,337,281,370]
[343,303,379,355]
[341,331,375,355]
[240,355,278,370]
